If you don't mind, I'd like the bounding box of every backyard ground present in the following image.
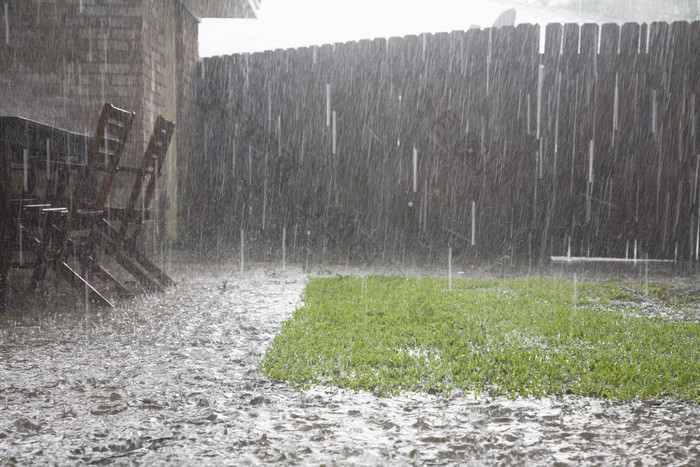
[0,256,698,464]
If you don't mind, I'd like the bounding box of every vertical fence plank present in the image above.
[536,23,562,257]
[669,21,693,260]
[588,23,619,255]
[549,22,579,257]
[612,23,641,257]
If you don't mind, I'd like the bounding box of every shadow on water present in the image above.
[0,257,698,465]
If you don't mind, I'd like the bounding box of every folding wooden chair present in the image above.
[29,103,135,306]
[100,115,176,292]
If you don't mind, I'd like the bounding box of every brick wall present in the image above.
[175,4,199,240]
[0,0,145,171]
[0,0,200,240]
[141,0,168,147]
[138,0,199,241]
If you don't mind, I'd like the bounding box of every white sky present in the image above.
[199,0,576,57]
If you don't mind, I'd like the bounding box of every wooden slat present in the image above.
[609,23,641,256]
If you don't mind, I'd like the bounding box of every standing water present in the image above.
[0,261,698,464]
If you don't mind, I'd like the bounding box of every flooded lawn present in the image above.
[0,260,698,465]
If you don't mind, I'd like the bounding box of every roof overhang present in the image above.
[182,0,259,18]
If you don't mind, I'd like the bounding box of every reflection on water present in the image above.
[0,261,698,465]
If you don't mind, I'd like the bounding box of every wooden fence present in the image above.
[185,21,699,264]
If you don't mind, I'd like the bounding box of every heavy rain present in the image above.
[1,0,699,465]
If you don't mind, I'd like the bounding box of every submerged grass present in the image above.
[261,276,700,402]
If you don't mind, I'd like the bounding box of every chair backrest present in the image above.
[70,103,135,215]
[119,115,175,243]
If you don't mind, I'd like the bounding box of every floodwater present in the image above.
[1,259,698,465]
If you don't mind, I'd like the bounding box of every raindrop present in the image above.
[573,273,578,313]
[613,73,619,134]
[554,72,561,156]
[305,230,311,269]
[651,89,658,134]
[675,182,682,231]
[675,242,678,263]
[696,212,699,261]
[141,175,146,225]
[282,226,286,271]
[300,130,305,164]
[536,64,544,139]
[691,94,697,141]
[486,29,492,95]
[326,83,331,127]
[263,151,268,230]
[588,139,594,184]
[471,200,476,246]
[103,132,109,167]
[332,110,337,154]
[412,147,418,193]
[45,138,51,181]
[84,278,89,314]
[586,140,594,222]
[277,115,282,159]
[538,138,544,179]
[4,3,8,45]
[231,144,236,180]
[23,148,28,192]
[240,228,245,272]
[293,224,298,261]
[17,211,23,267]
[448,247,452,291]
[644,254,649,295]
[526,92,532,135]
[154,158,159,255]
[421,180,428,231]
[480,117,486,158]
[267,87,272,127]
[248,144,252,185]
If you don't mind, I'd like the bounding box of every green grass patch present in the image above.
[260,276,700,402]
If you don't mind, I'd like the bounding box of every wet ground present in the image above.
[1,258,699,465]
